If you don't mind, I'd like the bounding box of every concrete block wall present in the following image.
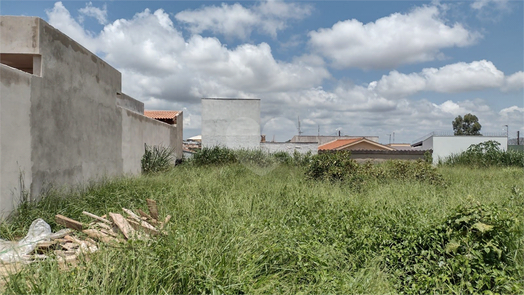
[0,16,182,218]
[260,142,318,155]
[202,98,260,149]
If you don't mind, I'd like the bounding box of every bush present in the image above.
[191,146,238,166]
[442,140,524,167]
[191,147,313,168]
[141,144,175,174]
[382,201,524,293]
[305,151,357,181]
[306,152,444,185]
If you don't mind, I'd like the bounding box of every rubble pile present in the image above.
[1,199,170,265]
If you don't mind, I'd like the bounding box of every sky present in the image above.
[1,0,523,143]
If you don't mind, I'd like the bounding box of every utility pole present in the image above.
[318,124,320,136]
[297,116,303,136]
[518,131,520,145]
[504,125,509,150]
[388,134,391,144]
[392,132,395,143]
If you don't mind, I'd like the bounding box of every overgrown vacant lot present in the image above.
[1,163,523,294]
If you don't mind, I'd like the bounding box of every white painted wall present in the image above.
[202,98,260,150]
[260,142,318,155]
[428,136,508,164]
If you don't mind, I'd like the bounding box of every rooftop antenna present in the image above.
[297,116,303,136]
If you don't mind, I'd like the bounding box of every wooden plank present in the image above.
[48,229,73,240]
[82,211,112,225]
[82,229,119,244]
[146,199,159,220]
[160,215,172,230]
[137,209,158,224]
[126,218,159,236]
[55,214,84,231]
[122,208,141,223]
[109,212,135,240]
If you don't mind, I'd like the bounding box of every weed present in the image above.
[141,144,175,174]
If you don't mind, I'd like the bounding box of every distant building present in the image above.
[411,132,507,164]
[144,110,181,125]
[201,98,261,149]
[291,135,379,145]
[387,143,416,151]
[319,138,394,151]
[319,138,428,162]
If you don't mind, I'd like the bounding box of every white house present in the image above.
[411,132,507,164]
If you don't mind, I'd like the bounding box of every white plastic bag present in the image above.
[0,218,52,263]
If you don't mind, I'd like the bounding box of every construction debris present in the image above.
[0,199,170,266]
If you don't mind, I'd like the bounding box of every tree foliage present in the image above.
[452,113,482,135]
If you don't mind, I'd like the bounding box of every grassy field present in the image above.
[1,163,523,294]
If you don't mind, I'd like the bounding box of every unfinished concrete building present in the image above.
[0,16,183,218]
[201,98,261,149]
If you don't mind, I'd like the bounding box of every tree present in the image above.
[452,113,482,135]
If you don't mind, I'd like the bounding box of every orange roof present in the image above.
[144,110,180,120]
[318,138,395,151]
[318,138,362,150]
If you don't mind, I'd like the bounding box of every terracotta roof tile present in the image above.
[318,138,362,150]
[144,110,181,120]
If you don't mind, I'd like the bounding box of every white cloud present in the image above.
[371,60,509,98]
[78,2,108,25]
[174,0,312,40]
[471,0,509,10]
[46,2,99,53]
[44,2,521,142]
[502,71,524,92]
[308,5,479,69]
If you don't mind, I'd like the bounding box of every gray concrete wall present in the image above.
[0,65,33,217]
[121,109,182,174]
[29,18,124,198]
[260,142,318,155]
[0,16,182,219]
[202,98,260,149]
[117,93,144,114]
[0,16,40,54]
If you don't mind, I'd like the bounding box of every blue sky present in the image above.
[2,0,523,143]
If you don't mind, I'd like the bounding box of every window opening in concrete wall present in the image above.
[0,54,42,76]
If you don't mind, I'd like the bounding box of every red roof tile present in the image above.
[144,110,181,120]
[318,138,362,150]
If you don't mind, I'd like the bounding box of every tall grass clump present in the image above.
[442,140,524,167]
[191,146,312,167]
[191,146,238,165]
[141,144,175,174]
[306,151,444,185]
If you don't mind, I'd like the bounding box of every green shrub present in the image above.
[306,152,444,185]
[305,151,357,181]
[382,201,524,294]
[191,146,238,166]
[442,140,524,167]
[141,144,175,174]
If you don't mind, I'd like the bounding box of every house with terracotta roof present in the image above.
[144,110,181,125]
[319,138,429,163]
[319,138,395,151]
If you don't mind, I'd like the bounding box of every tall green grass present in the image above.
[441,140,524,167]
[1,164,523,294]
